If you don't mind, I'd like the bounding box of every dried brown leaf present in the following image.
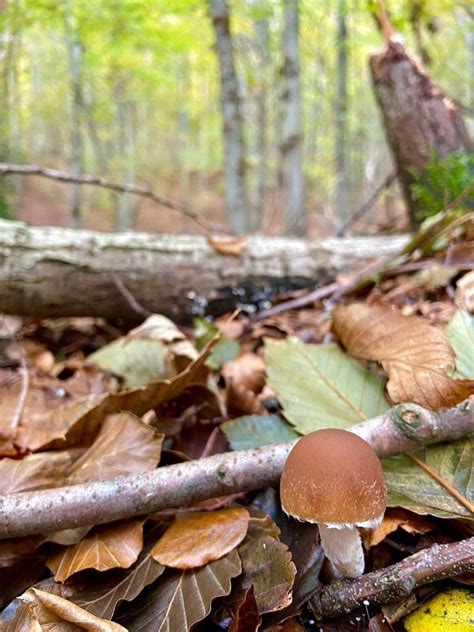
[229,585,259,632]
[151,508,249,569]
[20,587,126,631]
[238,516,296,614]
[118,549,242,631]
[223,353,266,415]
[15,335,215,452]
[0,449,82,494]
[207,234,250,256]
[0,536,43,568]
[333,303,474,408]
[47,521,144,582]
[361,508,436,549]
[60,553,165,620]
[67,412,163,483]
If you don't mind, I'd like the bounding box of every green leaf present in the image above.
[206,338,240,371]
[221,415,299,451]
[265,338,389,434]
[445,310,474,378]
[89,339,169,389]
[384,437,473,520]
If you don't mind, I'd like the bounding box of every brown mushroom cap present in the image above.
[280,429,386,526]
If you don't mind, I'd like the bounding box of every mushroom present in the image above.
[280,428,386,578]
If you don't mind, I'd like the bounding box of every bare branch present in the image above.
[0,162,219,234]
[336,170,397,237]
[311,537,474,619]
[0,399,472,539]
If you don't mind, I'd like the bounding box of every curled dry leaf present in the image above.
[47,520,144,582]
[67,412,163,483]
[361,508,437,549]
[207,234,250,256]
[333,303,474,409]
[229,585,259,632]
[19,587,126,631]
[151,507,250,569]
[118,549,242,632]
[223,353,266,415]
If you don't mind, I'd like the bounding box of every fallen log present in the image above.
[0,220,409,320]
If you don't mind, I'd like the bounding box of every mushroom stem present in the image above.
[318,523,365,578]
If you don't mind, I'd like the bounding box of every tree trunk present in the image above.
[0,219,409,321]
[253,13,270,232]
[335,0,350,221]
[370,40,472,225]
[280,0,306,236]
[209,0,249,235]
[116,99,137,231]
[63,0,84,229]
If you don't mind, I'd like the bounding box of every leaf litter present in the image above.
[0,240,473,631]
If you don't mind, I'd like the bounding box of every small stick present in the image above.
[311,537,474,619]
[9,345,29,431]
[0,162,221,234]
[0,399,471,539]
[408,453,474,514]
[109,272,153,318]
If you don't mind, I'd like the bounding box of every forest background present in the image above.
[0,0,473,236]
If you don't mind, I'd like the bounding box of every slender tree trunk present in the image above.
[8,35,22,214]
[63,0,84,228]
[280,0,306,236]
[335,0,349,221]
[209,0,249,235]
[253,15,270,231]
[116,99,137,231]
[0,5,11,215]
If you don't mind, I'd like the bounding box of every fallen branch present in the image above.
[311,537,474,619]
[336,170,397,237]
[0,162,216,233]
[0,399,471,539]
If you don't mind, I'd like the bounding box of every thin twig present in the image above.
[251,283,338,322]
[109,272,153,318]
[408,453,474,514]
[336,171,397,237]
[0,162,221,234]
[0,399,471,539]
[9,345,29,431]
[311,537,474,619]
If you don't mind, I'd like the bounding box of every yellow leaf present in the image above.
[404,588,474,631]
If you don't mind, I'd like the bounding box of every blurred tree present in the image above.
[335,0,349,221]
[209,0,249,234]
[280,0,305,235]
